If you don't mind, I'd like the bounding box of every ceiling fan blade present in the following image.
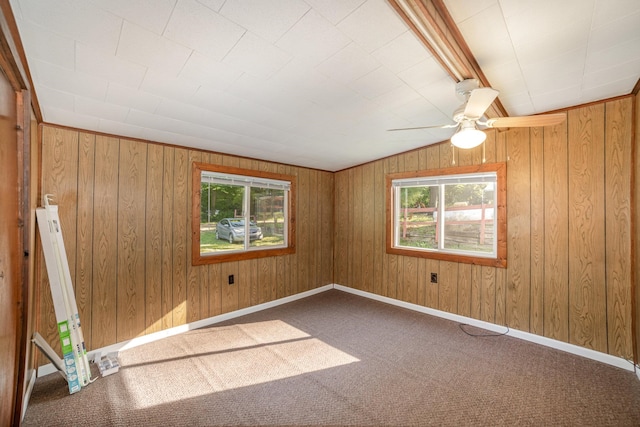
[485,113,566,128]
[388,123,458,131]
[463,88,499,119]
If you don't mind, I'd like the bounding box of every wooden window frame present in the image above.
[386,162,507,268]
[192,162,296,265]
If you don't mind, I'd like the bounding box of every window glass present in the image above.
[387,163,506,268]
[193,163,295,265]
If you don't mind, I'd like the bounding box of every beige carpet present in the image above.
[23,289,640,426]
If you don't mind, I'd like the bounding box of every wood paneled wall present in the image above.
[37,125,334,360]
[335,97,635,360]
[635,93,639,365]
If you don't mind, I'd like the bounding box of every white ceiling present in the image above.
[9,0,640,171]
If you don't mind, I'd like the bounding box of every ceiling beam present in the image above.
[387,0,508,118]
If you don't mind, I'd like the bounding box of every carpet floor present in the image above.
[23,289,640,426]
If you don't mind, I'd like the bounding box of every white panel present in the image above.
[372,31,431,74]
[18,20,75,70]
[196,0,226,13]
[530,85,583,113]
[32,59,108,101]
[140,69,201,102]
[520,48,587,93]
[106,83,163,113]
[219,0,310,43]
[583,58,640,90]
[97,118,148,140]
[226,73,326,116]
[178,51,243,91]
[19,0,122,54]
[391,96,449,126]
[36,86,75,112]
[415,77,459,117]
[222,32,292,78]
[75,43,147,89]
[397,57,449,90]
[45,107,100,130]
[336,0,406,53]
[316,43,380,84]
[154,98,293,143]
[87,0,176,35]
[581,75,638,101]
[276,9,351,66]
[117,22,192,76]
[163,0,245,60]
[75,96,130,122]
[443,0,497,23]
[350,66,404,99]
[592,0,640,28]
[304,0,365,25]
[193,86,295,131]
[454,4,514,66]
[501,0,594,47]
[371,83,423,112]
[587,11,640,55]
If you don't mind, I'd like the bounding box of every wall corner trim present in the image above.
[35,282,637,382]
[333,284,636,373]
[36,284,334,378]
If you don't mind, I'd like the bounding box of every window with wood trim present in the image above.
[192,163,295,265]
[386,163,506,268]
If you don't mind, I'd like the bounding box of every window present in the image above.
[192,163,295,265]
[386,163,506,267]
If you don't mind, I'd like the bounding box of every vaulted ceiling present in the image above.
[9,0,640,171]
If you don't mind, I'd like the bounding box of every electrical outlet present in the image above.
[430,273,438,284]
[228,274,234,285]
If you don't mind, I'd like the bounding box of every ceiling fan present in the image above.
[389,79,566,149]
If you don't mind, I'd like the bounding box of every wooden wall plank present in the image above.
[373,160,385,295]
[208,263,221,317]
[91,136,119,349]
[297,168,309,292]
[438,261,458,313]
[221,261,239,314]
[199,153,212,318]
[480,266,496,323]
[238,259,251,309]
[362,163,374,293]
[568,105,607,352]
[543,122,569,341]
[75,132,95,349]
[186,151,202,323]
[494,130,507,326]
[172,148,188,326]
[403,256,418,304]
[352,167,363,290]
[425,259,439,309]
[334,170,348,286]
[309,170,320,289]
[161,147,174,330]
[506,128,531,332]
[635,94,640,365]
[258,257,272,304]
[321,171,334,287]
[457,263,471,317]
[116,139,147,342]
[529,127,545,335]
[144,144,163,334]
[386,156,398,299]
[40,127,79,356]
[604,98,633,358]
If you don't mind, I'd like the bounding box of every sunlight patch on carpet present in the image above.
[120,320,360,410]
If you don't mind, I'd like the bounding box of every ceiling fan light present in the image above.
[451,128,486,149]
